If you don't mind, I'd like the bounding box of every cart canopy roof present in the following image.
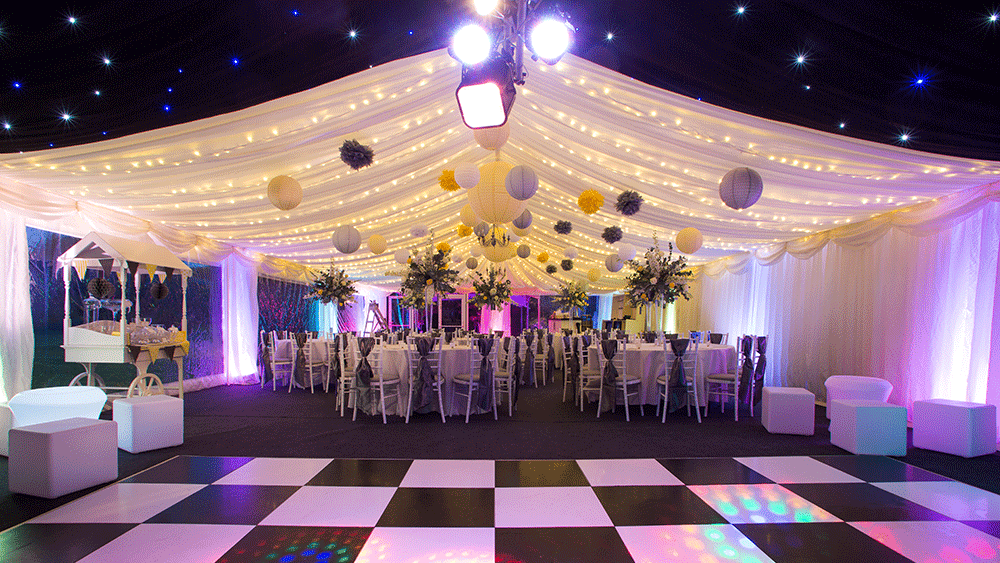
[57,232,192,275]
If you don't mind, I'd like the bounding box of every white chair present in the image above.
[705,335,745,421]
[494,338,517,417]
[453,338,499,423]
[657,338,701,423]
[335,334,356,416]
[575,337,603,412]
[530,333,547,387]
[299,334,326,394]
[596,339,643,421]
[267,331,295,391]
[404,335,446,423]
[352,340,401,424]
[561,336,575,403]
[258,330,268,388]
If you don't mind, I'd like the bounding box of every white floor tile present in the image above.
[576,459,684,486]
[873,481,1000,520]
[27,483,205,524]
[399,459,494,488]
[212,457,332,486]
[851,521,1000,562]
[76,523,252,563]
[734,456,863,484]
[688,483,841,524]
[495,487,613,527]
[259,486,396,527]
[617,524,776,563]
[356,527,494,563]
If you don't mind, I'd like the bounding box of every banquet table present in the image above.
[587,342,737,407]
[377,342,495,417]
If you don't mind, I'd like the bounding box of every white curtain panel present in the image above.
[221,254,260,384]
[693,202,1000,436]
[0,211,34,402]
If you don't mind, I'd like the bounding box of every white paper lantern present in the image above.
[587,268,602,282]
[605,254,624,272]
[466,257,479,269]
[473,221,490,238]
[564,247,578,259]
[513,209,532,229]
[470,245,483,257]
[332,225,361,254]
[505,165,538,201]
[452,254,464,263]
[368,234,387,255]
[508,231,520,243]
[675,227,703,254]
[410,225,429,238]
[517,244,531,259]
[266,175,302,210]
[460,204,478,227]
[474,122,509,150]
[394,249,410,264]
[467,161,526,224]
[454,163,480,189]
[512,225,530,237]
[617,243,636,261]
[719,167,763,210]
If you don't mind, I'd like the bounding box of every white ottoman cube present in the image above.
[113,395,184,454]
[830,399,907,456]
[762,387,815,435]
[8,418,118,498]
[913,399,997,458]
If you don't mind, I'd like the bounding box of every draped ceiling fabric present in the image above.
[0,49,998,293]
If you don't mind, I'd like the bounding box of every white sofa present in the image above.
[824,376,892,420]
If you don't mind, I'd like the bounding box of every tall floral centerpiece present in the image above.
[306,264,357,308]
[624,237,693,329]
[470,266,513,311]
[553,280,590,318]
[391,238,459,328]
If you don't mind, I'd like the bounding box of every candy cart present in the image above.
[58,232,193,399]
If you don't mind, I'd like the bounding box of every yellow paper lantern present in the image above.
[267,175,302,210]
[460,203,478,226]
[474,122,509,150]
[480,226,516,262]
[368,234,387,255]
[587,268,602,282]
[467,161,525,224]
[675,227,703,254]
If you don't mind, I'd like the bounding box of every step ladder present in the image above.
[362,302,388,335]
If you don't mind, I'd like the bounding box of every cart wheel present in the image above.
[69,372,106,387]
[127,374,165,397]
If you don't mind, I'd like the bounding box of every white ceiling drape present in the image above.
[1,49,998,291]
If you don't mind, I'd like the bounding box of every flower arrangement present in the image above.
[306,264,357,307]
[553,280,590,313]
[623,236,692,306]
[470,266,513,311]
[389,237,459,309]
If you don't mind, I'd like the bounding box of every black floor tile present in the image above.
[216,525,371,563]
[961,520,1000,539]
[495,460,589,487]
[657,458,773,485]
[376,487,494,527]
[592,485,728,526]
[145,484,299,525]
[784,483,952,522]
[120,455,254,484]
[306,459,412,487]
[496,527,634,563]
[736,522,914,563]
[811,455,951,483]
[0,523,136,563]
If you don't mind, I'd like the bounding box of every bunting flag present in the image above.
[163,267,175,279]
[144,264,158,279]
[99,259,115,277]
[126,260,140,274]
[72,259,87,280]
[157,271,167,283]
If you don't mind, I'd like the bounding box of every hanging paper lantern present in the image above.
[513,209,533,229]
[537,251,549,263]
[473,122,509,150]
[455,163,481,189]
[332,225,362,254]
[561,259,574,271]
[546,264,558,274]
[340,139,375,170]
[457,224,473,237]
[505,165,538,201]
[517,244,531,259]
[512,225,530,237]
[554,220,572,235]
[87,277,113,299]
[508,231,521,243]
[410,225,429,238]
[615,190,644,216]
[470,245,483,258]
[602,226,623,244]
[460,204,478,226]
[149,280,170,300]
[564,247,578,259]
[675,227,703,254]
[452,254,464,263]
[266,175,302,210]
[587,268,602,282]
[719,167,763,210]
[368,234,387,255]
[466,257,479,269]
[605,254,624,272]
[481,226,517,263]
[394,249,410,264]
[438,170,461,191]
[473,221,490,238]
[577,189,604,214]
[467,161,526,224]
[617,243,636,261]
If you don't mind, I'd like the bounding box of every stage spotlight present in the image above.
[452,24,492,66]
[473,0,499,16]
[528,17,573,64]
[456,57,516,129]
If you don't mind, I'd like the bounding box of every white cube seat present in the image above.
[830,399,907,456]
[8,417,118,498]
[762,386,815,435]
[912,399,996,458]
[113,395,184,454]
[824,376,893,420]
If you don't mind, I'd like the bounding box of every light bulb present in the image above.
[452,24,491,65]
[530,19,571,63]
[473,0,499,15]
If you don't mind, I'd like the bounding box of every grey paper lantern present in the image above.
[513,209,533,229]
[517,244,531,259]
[473,221,490,238]
[332,225,361,254]
[605,254,624,272]
[505,165,538,201]
[719,167,763,210]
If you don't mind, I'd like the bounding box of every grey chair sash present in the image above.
[752,336,767,404]
[476,338,495,411]
[546,333,556,378]
[511,337,522,405]
[412,337,437,413]
[522,333,535,385]
[601,339,620,387]
[740,335,756,404]
[355,337,375,411]
[669,338,689,388]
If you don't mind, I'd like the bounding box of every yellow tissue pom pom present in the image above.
[578,189,604,215]
[436,242,451,253]
[438,169,461,192]
[457,225,473,237]
[537,252,549,263]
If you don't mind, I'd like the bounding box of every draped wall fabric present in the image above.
[221,254,260,384]
[691,202,1000,437]
[0,211,34,402]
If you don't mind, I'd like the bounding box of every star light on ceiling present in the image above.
[101,56,112,66]
[896,129,914,144]
[734,3,748,18]
[606,32,614,41]
[3,122,11,131]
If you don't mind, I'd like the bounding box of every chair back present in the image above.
[406,335,440,381]
[597,338,627,380]
[709,332,726,345]
[471,337,498,378]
